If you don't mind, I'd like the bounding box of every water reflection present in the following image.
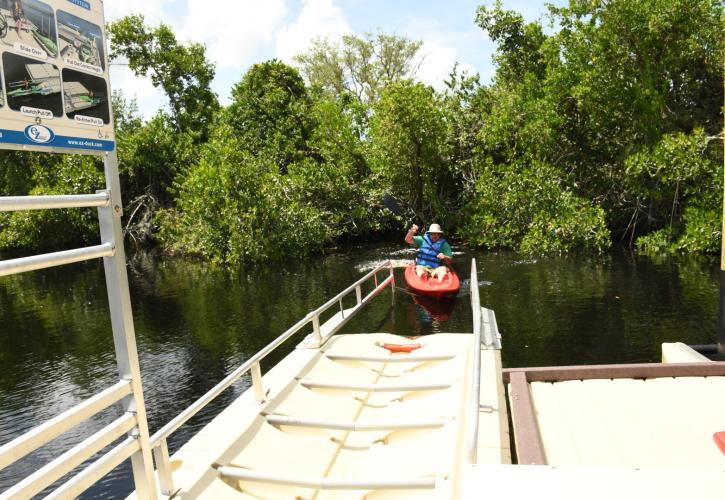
[0,245,719,498]
[412,295,457,323]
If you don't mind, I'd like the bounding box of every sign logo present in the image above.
[24,125,55,144]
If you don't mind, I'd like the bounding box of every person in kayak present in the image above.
[405,223,453,280]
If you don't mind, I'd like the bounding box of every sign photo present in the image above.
[0,0,114,153]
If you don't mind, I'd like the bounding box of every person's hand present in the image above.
[437,253,445,260]
[410,224,419,234]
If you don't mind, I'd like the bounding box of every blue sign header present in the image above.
[67,0,91,10]
[1,128,115,152]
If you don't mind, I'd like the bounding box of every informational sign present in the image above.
[0,0,114,153]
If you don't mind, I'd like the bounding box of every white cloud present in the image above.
[109,66,167,119]
[415,40,477,91]
[104,0,175,25]
[275,0,351,63]
[102,1,483,117]
[180,0,287,69]
[106,0,288,116]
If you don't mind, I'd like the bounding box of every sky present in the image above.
[104,0,566,120]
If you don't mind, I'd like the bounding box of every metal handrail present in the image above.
[467,258,483,464]
[0,152,159,499]
[0,243,115,277]
[0,380,132,470]
[265,415,447,431]
[0,192,110,212]
[2,413,136,499]
[46,437,140,500]
[217,466,436,490]
[150,260,395,495]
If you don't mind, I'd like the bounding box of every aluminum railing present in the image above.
[0,381,132,471]
[466,258,502,465]
[0,243,115,277]
[150,260,395,495]
[0,151,158,500]
[0,193,110,212]
[467,258,483,464]
[215,467,436,491]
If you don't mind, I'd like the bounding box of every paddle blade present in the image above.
[383,194,403,215]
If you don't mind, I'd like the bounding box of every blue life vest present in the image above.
[416,234,447,268]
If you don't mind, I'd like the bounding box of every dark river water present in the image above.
[0,244,719,497]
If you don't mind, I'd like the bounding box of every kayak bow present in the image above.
[404,263,460,299]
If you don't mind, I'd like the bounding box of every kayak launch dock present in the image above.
[0,256,725,500]
[169,332,508,499]
[1,258,725,498]
[137,260,510,499]
[135,262,725,499]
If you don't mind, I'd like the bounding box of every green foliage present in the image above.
[637,192,722,256]
[0,155,104,251]
[159,65,391,264]
[440,66,487,198]
[2,4,722,262]
[0,151,42,196]
[625,129,722,253]
[462,160,610,253]
[545,0,724,204]
[463,0,723,255]
[368,80,450,223]
[102,18,223,248]
[109,15,219,141]
[295,32,423,104]
[144,0,725,262]
[288,96,386,238]
[227,60,313,173]
[520,193,611,254]
[156,124,331,264]
[116,109,195,203]
[625,129,714,199]
[674,204,721,254]
[475,1,548,83]
[635,228,674,255]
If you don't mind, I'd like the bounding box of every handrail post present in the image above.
[467,258,482,464]
[98,151,157,498]
[153,439,174,495]
[312,314,322,343]
[470,259,481,336]
[355,285,362,305]
[251,362,266,403]
[389,261,396,302]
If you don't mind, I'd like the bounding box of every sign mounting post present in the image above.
[0,0,158,497]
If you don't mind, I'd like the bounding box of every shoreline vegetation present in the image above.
[0,0,722,265]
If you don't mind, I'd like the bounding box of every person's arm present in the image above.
[437,253,453,265]
[405,224,419,245]
[437,241,453,265]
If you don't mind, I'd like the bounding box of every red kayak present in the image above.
[404,264,460,299]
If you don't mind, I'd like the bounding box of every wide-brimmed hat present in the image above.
[427,223,444,234]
